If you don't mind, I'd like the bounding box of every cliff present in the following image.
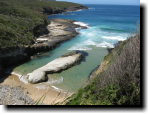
[66,34,140,105]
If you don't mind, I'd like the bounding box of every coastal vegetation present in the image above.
[67,34,140,105]
[0,0,86,49]
[0,0,140,106]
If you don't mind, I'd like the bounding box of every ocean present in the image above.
[14,4,140,92]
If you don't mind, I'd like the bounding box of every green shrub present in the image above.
[0,0,84,49]
[67,36,140,105]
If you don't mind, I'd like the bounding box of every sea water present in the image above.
[14,5,140,92]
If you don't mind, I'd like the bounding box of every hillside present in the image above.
[0,0,87,49]
[67,34,140,105]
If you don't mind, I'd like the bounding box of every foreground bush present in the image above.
[67,35,140,105]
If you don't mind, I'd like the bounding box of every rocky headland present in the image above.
[0,19,88,72]
[30,19,87,55]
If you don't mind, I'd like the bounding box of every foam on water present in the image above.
[96,42,114,48]
[75,27,82,33]
[83,40,97,46]
[73,21,89,28]
[47,76,64,84]
[102,35,126,41]
[68,46,92,51]
[68,25,129,51]
[75,9,83,12]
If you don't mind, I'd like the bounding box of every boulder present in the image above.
[27,71,46,84]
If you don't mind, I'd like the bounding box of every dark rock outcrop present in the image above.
[0,47,30,68]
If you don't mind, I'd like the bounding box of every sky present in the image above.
[57,0,140,5]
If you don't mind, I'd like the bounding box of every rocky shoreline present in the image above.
[0,4,88,70]
[2,50,86,105]
[0,2,89,105]
[30,19,87,55]
[0,18,88,71]
[0,19,88,104]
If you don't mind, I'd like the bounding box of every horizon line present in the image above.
[81,3,140,6]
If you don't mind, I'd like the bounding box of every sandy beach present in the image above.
[0,74,72,105]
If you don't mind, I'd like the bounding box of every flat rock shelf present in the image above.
[26,51,85,83]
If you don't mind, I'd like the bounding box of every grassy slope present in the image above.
[0,0,84,49]
[67,35,140,105]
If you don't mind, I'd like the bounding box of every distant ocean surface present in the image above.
[14,5,140,92]
[49,4,140,50]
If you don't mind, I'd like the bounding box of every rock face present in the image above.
[26,51,84,84]
[0,47,30,68]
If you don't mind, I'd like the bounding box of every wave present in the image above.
[100,27,128,33]
[102,35,126,41]
[75,28,82,33]
[96,42,114,48]
[69,25,129,51]
[47,76,64,84]
[73,21,89,28]
[68,41,114,50]
[68,46,92,51]
[83,40,97,46]
[75,9,83,12]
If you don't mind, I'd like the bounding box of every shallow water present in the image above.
[14,4,140,92]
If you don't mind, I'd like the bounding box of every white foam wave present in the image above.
[75,9,83,12]
[73,21,89,28]
[102,36,126,41]
[47,76,64,84]
[83,40,97,46]
[68,46,92,51]
[96,42,114,48]
[75,27,82,33]
[11,72,22,78]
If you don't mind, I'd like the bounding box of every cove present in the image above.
[13,4,140,92]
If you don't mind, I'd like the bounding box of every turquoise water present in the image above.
[14,5,140,92]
